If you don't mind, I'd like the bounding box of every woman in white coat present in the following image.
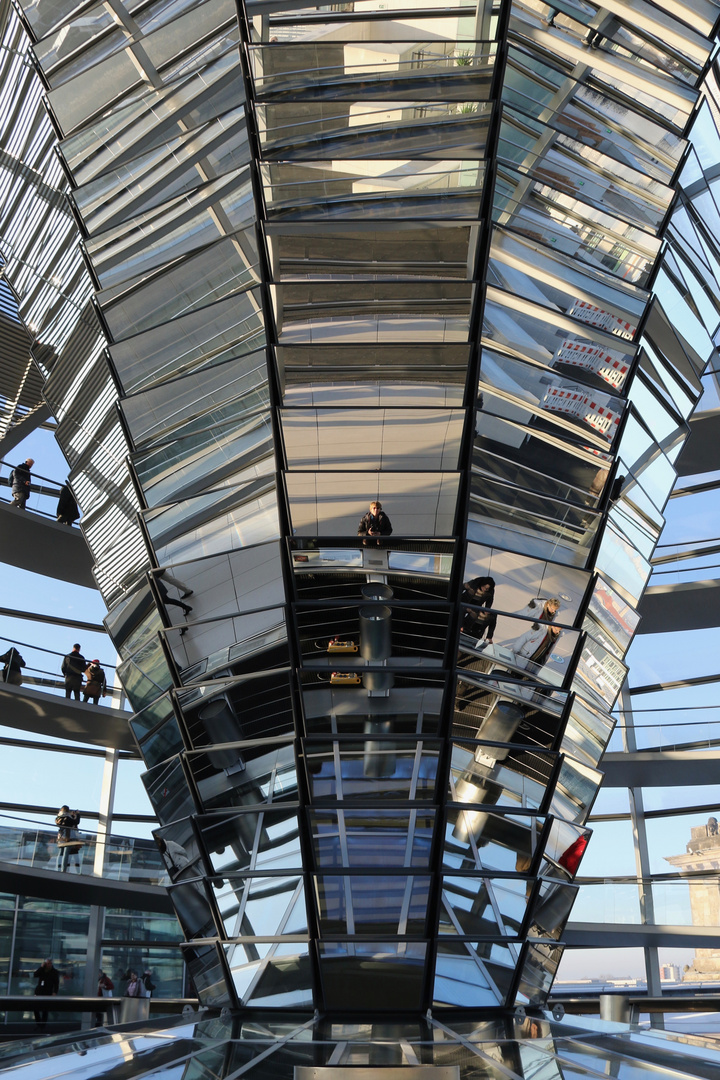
[517,596,560,626]
[511,622,562,672]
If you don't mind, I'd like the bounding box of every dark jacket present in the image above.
[84,663,106,698]
[461,577,496,640]
[0,647,25,675]
[56,484,79,523]
[461,606,497,641]
[10,462,31,495]
[62,651,86,681]
[56,809,81,849]
[34,964,60,995]
[357,510,393,537]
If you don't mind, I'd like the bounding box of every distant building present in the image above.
[660,965,682,983]
[666,817,720,981]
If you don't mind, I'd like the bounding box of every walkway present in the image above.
[0,499,95,588]
[0,859,173,913]
[0,682,137,753]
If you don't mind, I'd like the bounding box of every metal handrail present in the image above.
[550,991,720,1014]
[0,994,199,1016]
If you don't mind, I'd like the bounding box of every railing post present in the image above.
[82,748,119,1015]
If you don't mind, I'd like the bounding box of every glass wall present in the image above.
[3,0,720,1023]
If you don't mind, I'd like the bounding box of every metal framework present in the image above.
[3,0,720,1023]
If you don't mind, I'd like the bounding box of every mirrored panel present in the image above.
[439,874,532,939]
[443,811,548,875]
[185,740,298,813]
[224,940,312,1008]
[315,874,431,935]
[318,941,427,1011]
[165,606,289,684]
[282,407,464,472]
[213,873,307,940]
[459,611,581,691]
[453,679,569,753]
[197,808,303,875]
[305,738,440,802]
[310,809,436,870]
[434,940,518,1007]
[286,471,459,537]
[142,755,197,828]
[450,738,558,814]
[478,348,625,452]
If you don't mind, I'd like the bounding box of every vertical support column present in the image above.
[93,748,119,877]
[619,682,663,1024]
[83,748,119,1008]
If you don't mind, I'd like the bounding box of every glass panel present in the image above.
[305,739,440,801]
[310,809,435,870]
[318,941,426,1011]
[212,874,306,938]
[443,811,546,875]
[439,875,531,938]
[225,940,312,1007]
[315,874,431,935]
[197,809,303,874]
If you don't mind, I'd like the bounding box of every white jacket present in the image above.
[518,597,557,624]
[512,625,559,669]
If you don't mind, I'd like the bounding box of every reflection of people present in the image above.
[1,646,25,685]
[62,644,86,700]
[33,958,59,1028]
[56,483,79,525]
[142,970,156,998]
[83,660,107,704]
[152,570,192,634]
[96,969,114,1024]
[519,1015,546,1039]
[10,458,34,509]
[125,971,143,997]
[55,806,83,872]
[461,576,496,641]
[157,836,192,880]
[357,501,393,545]
[152,568,193,598]
[519,597,560,626]
[511,624,561,670]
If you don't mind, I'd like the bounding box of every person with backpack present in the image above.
[9,458,33,509]
[83,660,107,704]
[0,645,25,685]
[55,806,84,872]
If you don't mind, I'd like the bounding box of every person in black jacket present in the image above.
[62,644,86,699]
[0,646,25,685]
[10,458,34,509]
[461,576,497,642]
[33,958,59,1028]
[357,501,393,546]
[56,483,79,525]
[55,806,83,872]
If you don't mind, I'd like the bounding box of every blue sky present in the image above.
[1,426,152,837]
[2,426,716,974]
